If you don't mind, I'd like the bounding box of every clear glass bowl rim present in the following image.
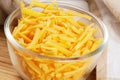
[4,1,109,62]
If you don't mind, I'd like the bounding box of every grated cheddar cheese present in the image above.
[12,0,102,80]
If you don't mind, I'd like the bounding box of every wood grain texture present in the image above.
[0,27,22,80]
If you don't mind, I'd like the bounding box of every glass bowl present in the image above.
[4,1,108,80]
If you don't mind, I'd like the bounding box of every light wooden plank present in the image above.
[0,56,11,64]
[0,62,19,76]
[0,72,22,80]
[94,0,120,80]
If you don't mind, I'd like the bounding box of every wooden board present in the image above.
[94,0,120,80]
[0,27,22,80]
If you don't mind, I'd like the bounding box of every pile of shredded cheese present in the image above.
[12,0,102,80]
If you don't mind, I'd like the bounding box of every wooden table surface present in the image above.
[0,25,96,80]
